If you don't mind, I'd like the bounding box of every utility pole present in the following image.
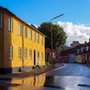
[50,14,64,64]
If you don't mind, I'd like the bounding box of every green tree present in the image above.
[38,22,67,51]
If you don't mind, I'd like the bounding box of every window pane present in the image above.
[29,49,32,59]
[10,18,12,31]
[24,27,27,38]
[8,18,12,32]
[34,32,36,42]
[18,24,21,35]
[18,47,21,60]
[30,30,32,40]
[8,18,10,31]
[9,46,13,59]
[24,48,27,59]
[37,52,39,58]
[86,46,89,51]
[0,14,2,28]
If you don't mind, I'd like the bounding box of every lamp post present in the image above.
[50,14,64,64]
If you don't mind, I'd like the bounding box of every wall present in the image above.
[2,11,45,72]
[0,12,4,67]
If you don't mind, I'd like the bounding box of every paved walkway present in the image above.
[0,64,63,80]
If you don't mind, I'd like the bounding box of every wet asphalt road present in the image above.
[0,63,90,90]
[46,63,90,77]
[44,63,90,90]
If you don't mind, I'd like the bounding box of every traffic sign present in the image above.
[45,48,51,53]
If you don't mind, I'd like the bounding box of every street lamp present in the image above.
[50,14,64,64]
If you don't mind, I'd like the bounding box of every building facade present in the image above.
[0,6,45,74]
[60,39,90,64]
[70,41,80,48]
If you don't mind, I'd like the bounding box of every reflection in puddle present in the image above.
[0,75,90,90]
[0,75,47,90]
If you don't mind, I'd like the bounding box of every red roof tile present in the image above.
[60,48,75,56]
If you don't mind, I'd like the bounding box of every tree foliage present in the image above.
[38,22,67,50]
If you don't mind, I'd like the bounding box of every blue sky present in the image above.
[0,0,90,25]
[0,0,90,46]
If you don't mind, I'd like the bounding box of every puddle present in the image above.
[0,75,90,90]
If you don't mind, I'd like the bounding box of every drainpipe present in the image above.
[22,25,24,71]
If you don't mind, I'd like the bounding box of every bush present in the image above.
[46,62,53,66]
[32,65,41,69]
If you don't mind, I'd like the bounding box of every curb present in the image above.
[43,64,65,74]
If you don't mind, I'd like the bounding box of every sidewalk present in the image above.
[0,64,64,80]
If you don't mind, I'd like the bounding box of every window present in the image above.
[18,47,21,60]
[24,26,27,38]
[37,51,40,59]
[34,32,36,42]
[42,52,44,60]
[18,24,22,35]
[85,55,87,60]
[0,14,2,28]
[81,47,83,52]
[8,18,12,31]
[82,56,84,60]
[86,46,89,51]
[77,49,79,53]
[9,46,13,59]
[30,30,32,40]
[24,48,27,59]
[29,49,32,59]
[89,55,90,61]
[38,35,40,43]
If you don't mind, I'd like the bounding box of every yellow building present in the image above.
[0,6,45,74]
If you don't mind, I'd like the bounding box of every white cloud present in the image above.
[57,21,90,46]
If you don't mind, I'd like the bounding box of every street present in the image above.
[44,63,90,90]
[0,63,90,90]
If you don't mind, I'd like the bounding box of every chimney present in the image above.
[85,41,87,44]
[89,38,90,42]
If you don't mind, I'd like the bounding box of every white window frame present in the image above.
[0,14,2,28]
[9,46,13,60]
[18,24,21,35]
[37,51,40,59]
[24,26,27,38]
[18,47,21,60]
[8,18,12,32]
[29,49,32,60]
[24,48,27,59]
[30,30,32,40]
[86,46,89,51]
[34,32,36,42]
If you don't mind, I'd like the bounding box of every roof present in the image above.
[81,42,90,55]
[84,42,90,47]
[0,6,46,37]
[75,42,90,55]
[60,48,75,56]
[74,44,84,49]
